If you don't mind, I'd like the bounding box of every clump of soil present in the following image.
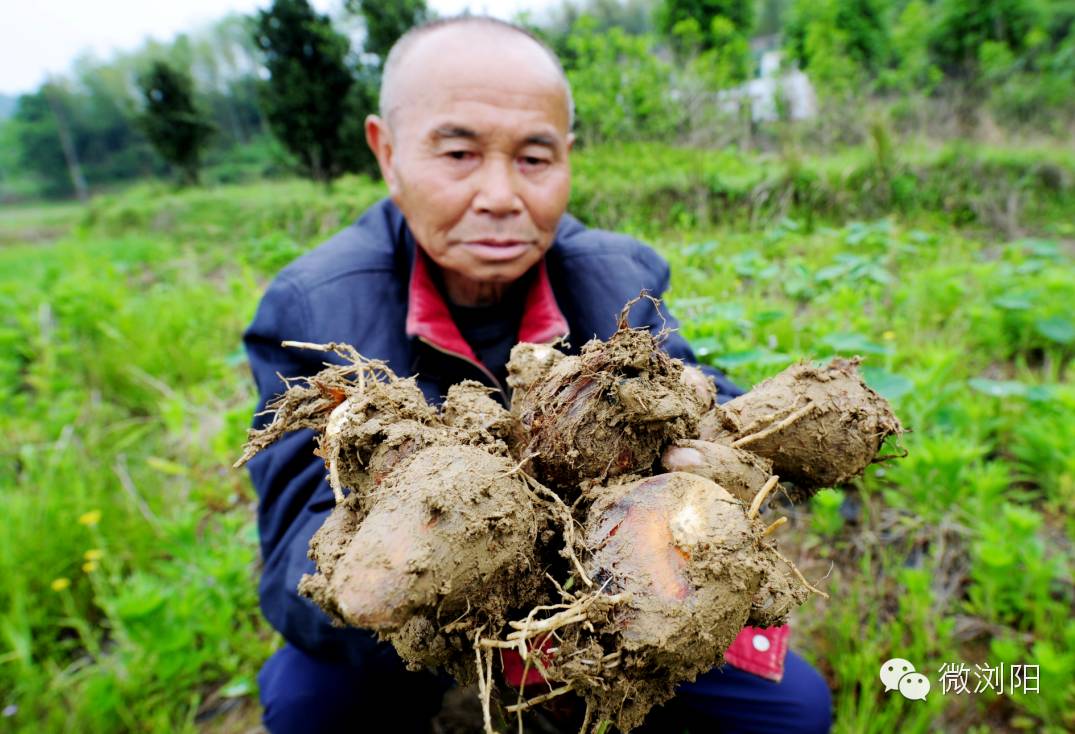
[699,357,904,492]
[237,313,904,732]
[506,342,565,396]
[509,305,709,491]
[441,380,524,452]
[235,343,441,514]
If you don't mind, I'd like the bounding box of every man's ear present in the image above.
[365,114,399,196]
[566,132,575,155]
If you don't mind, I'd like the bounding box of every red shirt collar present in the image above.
[405,249,569,362]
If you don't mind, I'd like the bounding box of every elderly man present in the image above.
[244,16,832,734]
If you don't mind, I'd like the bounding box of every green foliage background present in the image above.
[2,140,1073,732]
[3,0,1074,198]
[1,0,1075,731]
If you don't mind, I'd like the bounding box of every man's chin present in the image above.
[466,263,531,285]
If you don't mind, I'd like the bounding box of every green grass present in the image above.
[0,142,1072,732]
[0,200,86,247]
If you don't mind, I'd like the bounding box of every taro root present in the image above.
[679,363,717,412]
[510,472,811,732]
[235,346,522,516]
[582,473,766,649]
[509,321,710,490]
[236,328,905,733]
[303,445,547,634]
[701,357,903,492]
[661,438,774,504]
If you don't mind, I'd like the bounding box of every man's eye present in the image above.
[521,156,550,168]
[446,151,473,161]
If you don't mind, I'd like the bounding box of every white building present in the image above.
[718,50,818,122]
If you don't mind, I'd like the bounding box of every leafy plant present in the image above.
[137,61,214,186]
[253,0,356,182]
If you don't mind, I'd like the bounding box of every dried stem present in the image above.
[521,474,593,588]
[481,591,627,659]
[616,290,665,332]
[773,548,830,599]
[579,703,593,734]
[749,475,780,519]
[733,399,818,449]
[474,630,497,734]
[504,684,574,713]
[762,516,788,537]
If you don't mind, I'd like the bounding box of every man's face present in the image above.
[366,27,573,291]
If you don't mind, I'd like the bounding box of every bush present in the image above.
[565,17,682,146]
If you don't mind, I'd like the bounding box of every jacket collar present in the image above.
[405,246,569,362]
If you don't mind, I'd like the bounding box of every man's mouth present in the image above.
[458,239,534,262]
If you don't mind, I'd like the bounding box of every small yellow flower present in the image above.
[83,549,104,561]
[82,561,98,573]
[882,330,896,341]
[78,510,102,526]
[50,578,71,592]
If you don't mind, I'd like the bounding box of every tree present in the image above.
[566,17,680,145]
[880,0,941,93]
[534,0,657,55]
[670,15,753,85]
[11,86,87,199]
[254,0,356,182]
[656,0,755,52]
[346,0,430,63]
[785,0,890,78]
[137,61,214,185]
[191,15,270,143]
[342,0,429,176]
[928,0,1042,79]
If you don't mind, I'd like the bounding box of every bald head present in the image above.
[363,16,575,306]
[379,16,574,131]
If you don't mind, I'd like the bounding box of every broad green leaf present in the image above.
[992,294,1034,310]
[820,332,892,355]
[969,378,1028,398]
[712,348,794,369]
[861,366,915,400]
[1035,316,1075,345]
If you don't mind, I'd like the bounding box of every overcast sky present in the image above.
[0,0,549,95]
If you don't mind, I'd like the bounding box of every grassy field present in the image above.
[1,142,1073,733]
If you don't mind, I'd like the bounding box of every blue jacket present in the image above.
[242,197,742,664]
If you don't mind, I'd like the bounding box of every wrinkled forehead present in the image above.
[383,26,571,135]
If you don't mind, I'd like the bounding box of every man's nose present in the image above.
[472,158,522,217]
